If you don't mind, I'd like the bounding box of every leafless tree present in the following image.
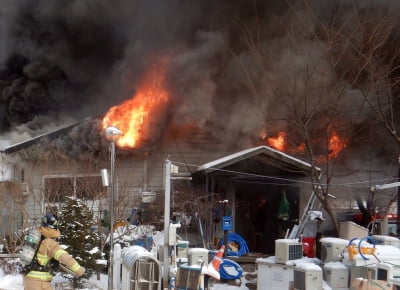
[231,1,400,236]
[316,3,400,229]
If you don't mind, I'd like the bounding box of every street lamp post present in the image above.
[105,126,121,290]
[162,160,172,288]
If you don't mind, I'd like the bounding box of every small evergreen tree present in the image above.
[58,196,105,279]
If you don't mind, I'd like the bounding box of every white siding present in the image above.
[0,158,14,182]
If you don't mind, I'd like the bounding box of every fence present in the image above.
[0,253,20,276]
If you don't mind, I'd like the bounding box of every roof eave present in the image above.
[194,145,320,176]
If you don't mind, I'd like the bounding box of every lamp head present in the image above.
[105,126,122,141]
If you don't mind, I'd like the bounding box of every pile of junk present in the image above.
[256,221,400,290]
[110,213,250,290]
[162,224,249,290]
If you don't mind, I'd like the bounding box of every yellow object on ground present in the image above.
[348,245,376,260]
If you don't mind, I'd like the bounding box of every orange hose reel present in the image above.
[347,245,376,260]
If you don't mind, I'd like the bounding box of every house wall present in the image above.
[1,128,235,227]
[111,132,240,227]
[0,162,13,182]
[0,182,23,242]
[2,126,319,250]
[0,153,25,182]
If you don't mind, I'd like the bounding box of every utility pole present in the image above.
[162,160,191,288]
[220,199,229,258]
[397,154,400,237]
[162,160,171,289]
[104,126,121,290]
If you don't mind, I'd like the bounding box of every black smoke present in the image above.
[0,0,400,163]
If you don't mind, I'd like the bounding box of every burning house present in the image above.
[0,30,316,253]
[0,115,319,255]
[0,0,400,256]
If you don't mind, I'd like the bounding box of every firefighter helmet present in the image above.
[41,213,59,229]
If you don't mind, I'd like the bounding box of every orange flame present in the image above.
[264,131,305,153]
[327,129,346,158]
[262,128,346,162]
[102,63,169,148]
[267,131,286,151]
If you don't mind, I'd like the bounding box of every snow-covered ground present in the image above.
[2,232,365,289]
[0,271,252,290]
[0,260,334,290]
[0,227,255,289]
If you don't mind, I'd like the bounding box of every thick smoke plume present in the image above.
[0,0,290,148]
[0,0,400,169]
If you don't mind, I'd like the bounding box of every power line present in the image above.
[171,160,399,189]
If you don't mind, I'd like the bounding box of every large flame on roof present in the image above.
[102,63,170,148]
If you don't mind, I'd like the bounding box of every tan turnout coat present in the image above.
[23,227,85,290]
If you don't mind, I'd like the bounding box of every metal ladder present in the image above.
[288,191,318,239]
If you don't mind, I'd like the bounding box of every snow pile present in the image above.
[324,261,348,270]
[319,237,349,244]
[285,256,320,267]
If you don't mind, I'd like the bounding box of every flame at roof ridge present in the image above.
[102,62,170,149]
[263,128,347,164]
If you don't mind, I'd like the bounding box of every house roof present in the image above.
[0,121,84,154]
[194,145,320,176]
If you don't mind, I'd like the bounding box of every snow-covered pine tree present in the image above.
[58,196,105,278]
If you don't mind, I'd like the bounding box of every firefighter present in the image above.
[23,213,86,290]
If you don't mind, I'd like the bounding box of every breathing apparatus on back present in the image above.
[19,213,59,273]
[20,228,42,268]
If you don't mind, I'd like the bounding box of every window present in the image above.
[44,177,73,203]
[12,165,25,182]
[76,176,104,199]
[44,175,105,202]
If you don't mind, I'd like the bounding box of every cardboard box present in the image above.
[351,277,394,290]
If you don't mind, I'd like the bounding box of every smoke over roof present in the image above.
[0,1,278,144]
[0,0,399,164]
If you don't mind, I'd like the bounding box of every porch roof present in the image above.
[194,145,320,176]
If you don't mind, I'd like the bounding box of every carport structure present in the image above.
[193,145,319,254]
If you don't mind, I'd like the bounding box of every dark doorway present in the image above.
[234,182,299,254]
